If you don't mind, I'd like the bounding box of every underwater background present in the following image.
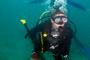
[0,0,90,60]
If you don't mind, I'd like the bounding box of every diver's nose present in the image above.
[59,26,61,28]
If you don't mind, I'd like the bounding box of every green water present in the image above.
[0,0,90,60]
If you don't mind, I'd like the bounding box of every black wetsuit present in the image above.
[30,20,73,60]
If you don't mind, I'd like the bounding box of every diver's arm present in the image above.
[62,28,73,56]
[29,23,44,53]
[29,23,45,44]
[62,38,72,56]
[67,0,86,11]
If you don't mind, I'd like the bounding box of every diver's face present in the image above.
[51,13,65,29]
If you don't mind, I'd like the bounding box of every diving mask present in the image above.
[52,16,68,24]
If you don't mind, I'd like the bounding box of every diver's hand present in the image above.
[50,45,59,49]
[61,55,68,58]
[50,46,55,49]
[64,55,68,58]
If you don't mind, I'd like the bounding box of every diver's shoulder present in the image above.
[44,19,52,26]
[44,19,51,24]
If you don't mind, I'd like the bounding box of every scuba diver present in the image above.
[28,2,73,59]
[29,11,73,60]
[27,0,73,60]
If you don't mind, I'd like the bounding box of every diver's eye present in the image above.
[55,18,61,23]
[62,18,67,23]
